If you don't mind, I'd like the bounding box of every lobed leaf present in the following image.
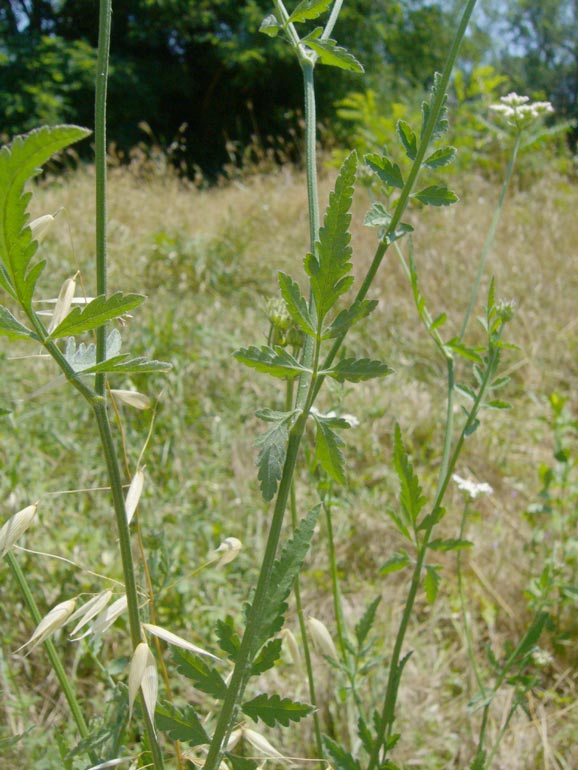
[48,292,145,339]
[412,185,458,207]
[313,414,346,484]
[323,735,362,770]
[254,409,300,501]
[252,506,320,653]
[429,538,473,552]
[287,0,332,24]
[302,31,364,73]
[0,125,90,307]
[155,700,209,746]
[354,596,382,647]
[421,73,449,140]
[235,344,308,379]
[322,356,393,383]
[423,146,457,169]
[173,649,228,699]
[365,153,404,189]
[278,272,315,337]
[252,638,283,675]
[241,692,314,728]
[393,424,426,531]
[259,14,281,37]
[304,152,357,324]
[322,299,378,339]
[379,551,411,575]
[396,120,417,160]
[424,565,441,603]
[216,618,241,662]
[0,305,38,341]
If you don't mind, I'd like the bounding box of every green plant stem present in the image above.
[368,348,498,770]
[322,0,344,40]
[311,0,479,403]
[202,422,308,770]
[460,131,522,340]
[6,552,99,765]
[92,401,165,770]
[94,0,112,397]
[290,482,324,761]
[457,504,485,693]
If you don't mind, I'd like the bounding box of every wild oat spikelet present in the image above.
[0,503,37,558]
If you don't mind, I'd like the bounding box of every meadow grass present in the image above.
[2,158,577,769]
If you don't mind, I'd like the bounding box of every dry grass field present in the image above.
[2,158,578,769]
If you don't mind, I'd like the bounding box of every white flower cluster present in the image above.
[489,92,554,130]
[452,473,494,500]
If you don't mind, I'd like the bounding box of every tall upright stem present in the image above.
[94,0,112,397]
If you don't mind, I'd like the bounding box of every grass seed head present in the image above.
[15,598,76,655]
[307,616,338,660]
[143,622,220,660]
[111,389,152,410]
[125,468,145,524]
[29,213,55,243]
[0,503,37,558]
[212,536,242,566]
[128,642,158,729]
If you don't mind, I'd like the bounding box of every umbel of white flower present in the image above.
[490,92,554,131]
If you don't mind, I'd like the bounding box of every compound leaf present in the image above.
[424,146,457,169]
[424,565,441,604]
[322,299,378,339]
[252,638,283,676]
[323,735,362,770]
[254,409,300,501]
[365,153,404,189]
[313,414,346,484]
[397,120,417,160]
[393,423,426,530]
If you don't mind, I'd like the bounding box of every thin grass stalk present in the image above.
[94,0,112,397]
[457,504,485,692]
[460,131,522,339]
[6,551,99,765]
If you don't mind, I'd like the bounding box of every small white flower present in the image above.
[490,92,554,131]
[452,473,494,500]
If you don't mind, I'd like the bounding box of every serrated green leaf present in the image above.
[253,506,320,653]
[252,638,283,675]
[287,0,332,24]
[354,596,381,646]
[278,272,315,337]
[216,617,241,661]
[323,735,362,770]
[357,717,374,755]
[429,538,473,552]
[396,120,417,160]
[322,356,393,383]
[234,344,308,379]
[417,505,446,532]
[48,292,145,339]
[379,551,411,575]
[173,649,228,699]
[304,152,357,324]
[393,424,426,531]
[259,13,281,36]
[421,73,449,139]
[0,125,90,307]
[242,692,314,728]
[322,299,378,339]
[455,383,476,401]
[484,399,512,410]
[255,410,300,502]
[313,415,346,484]
[80,355,171,375]
[423,146,457,168]
[364,201,391,228]
[412,185,458,207]
[302,33,364,73]
[424,565,441,603]
[0,305,38,341]
[155,700,209,746]
[489,375,511,390]
[365,153,404,189]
